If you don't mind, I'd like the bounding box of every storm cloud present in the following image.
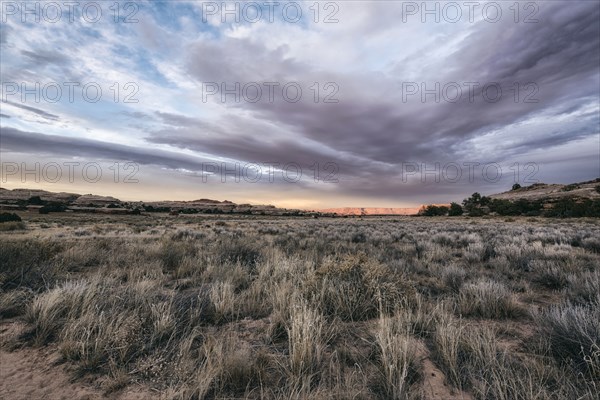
[1,1,598,207]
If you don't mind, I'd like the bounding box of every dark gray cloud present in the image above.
[0,23,10,44]
[175,1,599,178]
[133,1,596,203]
[20,50,71,67]
[1,1,598,205]
[0,126,214,172]
[185,37,304,83]
[2,101,60,121]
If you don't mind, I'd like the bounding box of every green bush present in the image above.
[0,212,22,223]
[462,193,488,216]
[488,198,542,216]
[422,205,449,216]
[27,196,46,205]
[544,198,600,218]
[467,207,486,217]
[448,202,463,216]
[39,203,67,214]
[562,184,579,192]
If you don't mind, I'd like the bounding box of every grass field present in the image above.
[1,213,599,399]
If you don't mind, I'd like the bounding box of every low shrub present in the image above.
[535,301,600,377]
[0,221,26,231]
[309,253,415,321]
[0,239,63,290]
[0,212,21,223]
[457,279,524,319]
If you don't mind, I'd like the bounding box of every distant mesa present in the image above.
[2,178,598,217]
[0,188,314,217]
[73,194,121,206]
[490,180,600,201]
[317,207,422,216]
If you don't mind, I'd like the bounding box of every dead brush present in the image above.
[432,311,466,389]
[3,216,600,399]
[0,288,32,318]
[309,253,415,321]
[286,302,326,392]
[460,326,561,399]
[60,310,144,372]
[457,279,525,319]
[374,313,421,399]
[534,298,600,378]
[210,281,238,323]
[25,280,89,345]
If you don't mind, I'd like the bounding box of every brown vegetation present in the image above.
[1,213,599,399]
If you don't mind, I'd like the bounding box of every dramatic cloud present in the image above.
[1,1,598,207]
[2,100,60,121]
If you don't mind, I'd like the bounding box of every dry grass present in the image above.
[1,213,599,399]
[287,303,326,392]
[374,313,421,399]
[457,279,525,319]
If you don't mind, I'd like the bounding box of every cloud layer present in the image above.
[1,1,598,207]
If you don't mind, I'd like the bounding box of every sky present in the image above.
[0,0,599,209]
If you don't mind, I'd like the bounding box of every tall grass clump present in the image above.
[535,299,600,378]
[460,326,564,400]
[0,239,63,290]
[374,313,421,399]
[210,281,237,323]
[457,279,524,319]
[432,312,466,389]
[310,253,415,321]
[287,303,326,393]
[26,280,89,345]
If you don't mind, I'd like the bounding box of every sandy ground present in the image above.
[0,321,157,400]
[0,337,472,400]
[0,348,158,400]
[0,319,475,400]
[417,341,473,400]
[0,346,471,400]
[1,347,101,400]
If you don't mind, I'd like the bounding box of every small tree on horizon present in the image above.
[422,205,449,216]
[462,193,490,216]
[448,202,463,216]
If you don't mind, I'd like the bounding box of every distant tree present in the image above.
[512,183,521,191]
[448,202,463,216]
[462,193,491,216]
[515,199,543,216]
[27,196,45,205]
[0,212,21,223]
[562,184,579,192]
[422,205,449,216]
[39,203,66,214]
[488,198,543,216]
[468,207,486,217]
[462,193,480,213]
[545,198,600,218]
